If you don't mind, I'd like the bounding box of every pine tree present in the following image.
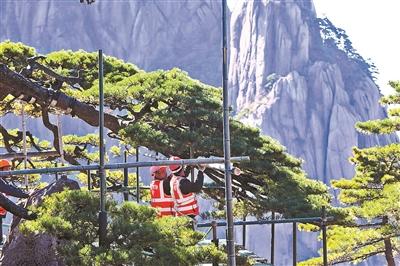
[0,40,331,218]
[20,190,226,265]
[0,41,335,264]
[301,81,400,265]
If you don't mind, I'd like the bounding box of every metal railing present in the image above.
[0,155,250,248]
[197,208,332,266]
[0,154,331,266]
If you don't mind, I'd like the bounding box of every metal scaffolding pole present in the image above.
[0,216,3,245]
[0,156,250,177]
[212,221,219,266]
[242,215,246,248]
[21,103,28,188]
[98,50,107,247]
[136,146,140,203]
[57,114,65,166]
[0,151,60,160]
[197,216,329,227]
[189,146,194,182]
[293,222,297,266]
[221,0,235,264]
[87,169,91,191]
[197,216,334,266]
[123,150,129,201]
[322,207,328,266]
[271,211,275,264]
[55,162,58,181]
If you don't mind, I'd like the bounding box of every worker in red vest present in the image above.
[0,159,30,218]
[149,165,175,217]
[166,156,205,218]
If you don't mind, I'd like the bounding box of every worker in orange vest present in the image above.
[149,165,175,217]
[0,159,30,218]
[166,156,205,218]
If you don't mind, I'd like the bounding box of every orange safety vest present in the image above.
[150,179,175,217]
[170,175,199,217]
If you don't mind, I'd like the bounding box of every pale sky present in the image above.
[228,0,400,95]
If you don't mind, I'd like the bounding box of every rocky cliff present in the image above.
[228,1,396,182]
[1,0,394,182]
[0,0,222,86]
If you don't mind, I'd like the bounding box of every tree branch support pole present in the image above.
[98,50,107,247]
[271,211,275,264]
[222,0,235,264]
[293,222,297,266]
[0,216,3,244]
[55,162,58,181]
[242,215,246,248]
[87,170,91,190]
[212,221,219,266]
[123,149,129,201]
[57,114,65,166]
[21,103,28,189]
[190,146,194,182]
[322,207,328,266]
[136,146,140,203]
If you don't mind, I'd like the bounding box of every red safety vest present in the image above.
[0,206,6,217]
[150,179,175,217]
[170,175,199,217]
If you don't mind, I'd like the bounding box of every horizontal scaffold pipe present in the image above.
[0,151,60,159]
[197,216,334,228]
[0,156,250,177]
[90,185,226,192]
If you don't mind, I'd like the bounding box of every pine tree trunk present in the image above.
[384,238,396,266]
[382,216,396,266]
[1,177,80,265]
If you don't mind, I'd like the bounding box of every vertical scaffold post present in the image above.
[211,221,219,266]
[98,50,107,247]
[123,149,129,201]
[293,222,297,266]
[189,146,194,182]
[87,160,91,191]
[242,215,246,248]
[136,146,140,203]
[0,216,3,245]
[57,114,65,166]
[271,211,275,264]
[87,170,91,190]
[55,162,58,181]
[222,0,235,264]
[21,103,28,189]
[322,207,328,266]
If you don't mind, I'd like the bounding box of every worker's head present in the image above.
[169,156,186,177]
[0,159,11,171]
[150,165,168,180]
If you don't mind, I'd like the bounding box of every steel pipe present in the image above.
[221,0,235,264]
[0,156,250,177]
[197,216,332,228]
[0,151,60,160]
[98,49,107,247]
